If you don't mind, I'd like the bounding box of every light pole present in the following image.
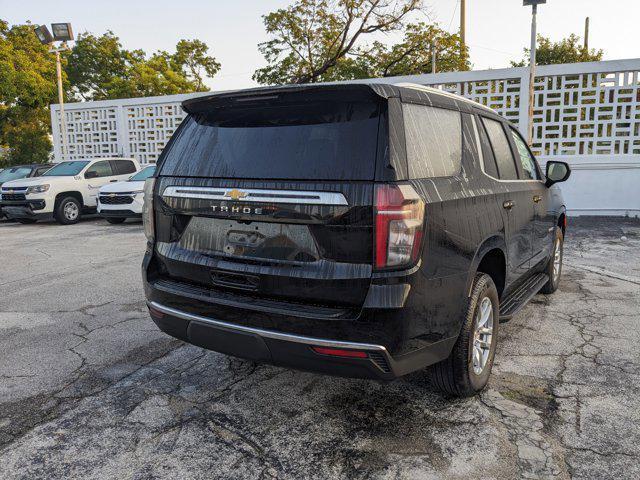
[523,1,545,146]
[34,23,74,161]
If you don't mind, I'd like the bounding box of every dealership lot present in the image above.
[1,218,639,479]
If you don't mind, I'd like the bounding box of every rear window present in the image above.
[158,101,382,180]
[403,103,462,179]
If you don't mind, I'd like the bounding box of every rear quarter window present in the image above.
[481,117,518,180]
[402,103,462,179]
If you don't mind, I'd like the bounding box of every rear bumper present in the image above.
[147,300,456,380]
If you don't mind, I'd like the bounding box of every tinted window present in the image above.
[473,117,499,178]
[130,166,156,181]
[159,101,381,180]
[85,160,113,178]
[0,167,32,183]
[482,118,518,180]
[510,129,539,180]
[35,166,52,176]
[42,161,89,176]
[112,160,137,175]
[403,103,462,179]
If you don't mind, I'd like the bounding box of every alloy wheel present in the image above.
[472,297,494,375]
[552,238,562,283]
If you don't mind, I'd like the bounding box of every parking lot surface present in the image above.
[1,217,639,479]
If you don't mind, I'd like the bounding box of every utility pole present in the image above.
[432,41,437,74]
[460,0,466,70]
[523,1,546,145]
[584,16,590,52]
[34,23,74,161]
[52,45,70,160]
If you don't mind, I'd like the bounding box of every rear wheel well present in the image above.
[55,191,84,209]
[476,249,506,299]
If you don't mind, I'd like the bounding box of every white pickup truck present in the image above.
[0,157,140,225]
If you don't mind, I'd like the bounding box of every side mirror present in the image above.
[85,170,98,179]
[545,161,571,187]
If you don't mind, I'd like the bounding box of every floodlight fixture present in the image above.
[34,25,53,45]
[523,0,546,5]
[51,23,73,42]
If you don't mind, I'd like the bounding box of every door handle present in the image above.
[110,180,118,183]
[533,195,542,203]
[503,200,514,210]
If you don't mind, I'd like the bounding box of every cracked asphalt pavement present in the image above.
[1,216,639,479]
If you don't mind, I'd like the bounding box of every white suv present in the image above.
[98,165,155,224]
[1,157,140,225]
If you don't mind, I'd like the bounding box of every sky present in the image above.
[2,0,639,91]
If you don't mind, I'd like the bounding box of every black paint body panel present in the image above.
[143,82,566,378]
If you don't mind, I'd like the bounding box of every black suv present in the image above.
[142,83,570,397]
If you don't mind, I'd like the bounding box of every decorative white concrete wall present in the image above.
[51,58,640,216]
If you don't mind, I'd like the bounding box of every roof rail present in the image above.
[393,82,494,113]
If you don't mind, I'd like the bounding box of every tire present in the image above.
[55,196,82,225]
[17,218,37,224]
[106,217,126,224]
[429,273,500,397]
[540,228,563,294]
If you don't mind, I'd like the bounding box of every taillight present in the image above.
[142,178,155,242]
[375,184,425,269]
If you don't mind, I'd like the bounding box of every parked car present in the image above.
[0,163,54,220]
[98,165,156,224]
[141,83,570,397]
[1,157,140,225]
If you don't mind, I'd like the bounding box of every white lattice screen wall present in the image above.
[51,92,205,165]
[51,59,640,215]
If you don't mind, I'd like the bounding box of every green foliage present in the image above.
[511,34,604,67]
[0,20,59,165]
[356,22,469,78]
[65,31,130,100]
[253,0,459,85]
[0,19,221,165]
[67,33,221,100]
[0,107,52,167]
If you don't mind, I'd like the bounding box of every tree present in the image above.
[66,32,221,100]
[169,39,221,91]
[253,0,428,85]
[354,22,469,78]
[511,34,603,67]
[0,20,59,165]
[65,32,130,100]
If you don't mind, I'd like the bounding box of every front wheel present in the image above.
[429,273,499,397]
[105,217,126,224]
[55,196,82,225]
[540,228,563,294]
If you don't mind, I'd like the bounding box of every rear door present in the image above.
[152,91,385,308]
[480,117,536,283]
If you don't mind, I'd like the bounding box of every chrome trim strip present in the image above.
[162,186,348,206]
[148,301,388,352]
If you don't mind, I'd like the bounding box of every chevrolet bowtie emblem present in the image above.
[225,189,248,201]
